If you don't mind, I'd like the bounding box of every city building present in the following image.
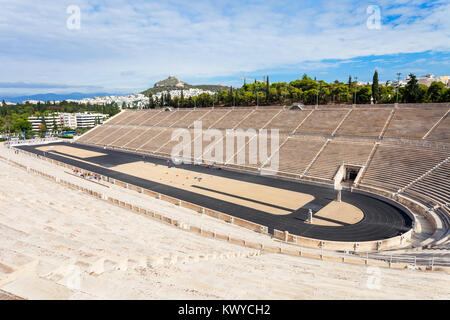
[28,114,62,132]
[74,112,107,128]
[23,100,46,104]
[60,113,77,129]
[417,74,450,87]
[28,112,108,132]
[436,76,449,87]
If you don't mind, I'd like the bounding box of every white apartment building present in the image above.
[60,113,77,129]
[28,114,62,132]
[28,112,108,132]
[75,113,107,128]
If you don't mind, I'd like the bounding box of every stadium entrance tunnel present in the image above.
[345,167,359,182]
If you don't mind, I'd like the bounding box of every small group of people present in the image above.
[72,168,101,181]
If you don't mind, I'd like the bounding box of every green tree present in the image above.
[12,119,32,133]
[356,86,372,104]
[52,115,58,133]
[302,89,318,105]
[426,81,446,102]
[180,90,184,108]
[40,115,47,128]
[290,74,316,91]
[318,85,331,104]
[378,85,396,103]
[229,86,234,106]
[441,88,450,102]
[332,83,351,103]
[241,90,253,106]
[38,123,47,137]
[146,93,153,109]
[372,70,379,104]
[403,74,422,103]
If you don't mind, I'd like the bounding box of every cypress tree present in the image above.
[147,93,152,109]
[230,86,233,106]
[150,96,154,109]
[41,115,47,130]
[52,115,58,133]
[180,89,184,108]
[372,70,379,104]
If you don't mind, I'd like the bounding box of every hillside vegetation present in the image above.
[140,73,450,109]
[141,76,229,96]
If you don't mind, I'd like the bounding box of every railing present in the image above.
[358,252,450,268]
[5,137,62,147]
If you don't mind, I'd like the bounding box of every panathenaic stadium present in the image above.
[1,103,449,299]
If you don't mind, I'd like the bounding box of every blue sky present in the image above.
[0,0,449,96]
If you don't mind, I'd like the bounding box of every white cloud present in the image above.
[0,0,448,92]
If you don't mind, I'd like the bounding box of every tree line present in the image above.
[141,73,450,109]
[0,100,120,136]
[2,72,448,136]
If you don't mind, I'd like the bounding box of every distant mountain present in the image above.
[1,77,230,103]
[141,76,229,96]
[1,92,127,104]
[154,76,188,88]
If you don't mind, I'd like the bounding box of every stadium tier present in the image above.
[306,140,374,180]
[427,113,450,141]
[273,136,326,177]
[295,109,350,136]
[335,108,393,138]
[359,144,449,192]
[262,110,311,133]
[403,161,450,206]
[77,104,450,212]
[383,108,448,139]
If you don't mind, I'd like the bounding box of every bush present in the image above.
[57,134,74,139]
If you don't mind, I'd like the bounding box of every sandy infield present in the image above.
[312,201,364,226]
[37,145,107,159]
[113,161,314,215]
[38,145,363,222]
